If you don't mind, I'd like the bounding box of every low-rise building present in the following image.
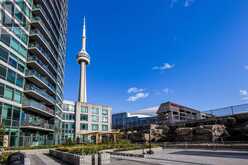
[157,101,211,125]
[61,101,113,143]
[75,102,112,143]
[62,100,75,141]
[113,101,211,130]
[112,112,156,130]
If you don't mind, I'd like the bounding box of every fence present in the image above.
[161,141,248,150]
[0,135,54,148]
[203,104,248,117]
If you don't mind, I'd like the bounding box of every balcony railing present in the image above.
[27,55,57,81]
[26,69,56,93]
[1,119,19,127]
[29,42,57,71]
[25,84,56,104]
[30,29,57,62]
[21,120,54,131]
[32,4,60,44]
[31,16,59,55]
[23,99,55,116]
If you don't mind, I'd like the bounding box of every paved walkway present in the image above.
[20,148,248,165]
[113,149,248,165]
[22,149,67,165]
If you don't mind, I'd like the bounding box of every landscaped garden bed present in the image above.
[49,141,160,165]
[56,140,159,155]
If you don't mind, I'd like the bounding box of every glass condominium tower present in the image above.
[0,0,68,147]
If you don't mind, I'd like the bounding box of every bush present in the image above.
[0,152,12,164]
[56,140,159,155]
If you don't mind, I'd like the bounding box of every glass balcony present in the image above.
[23,99,55,117]
[26,69,56,94]
[27,54,57,82]
[20,120,54,132]
[32,4,60,44]
[1,119,19,128]
[31,16,59,55]
[28,42,57,72]
[30,29,57,62]
[24,84,56,105]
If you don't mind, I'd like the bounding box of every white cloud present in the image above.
[170,0,196,8]
[242,97,248,101]
[240,90,248,101]
[127,92,149,102]
[127,87,144,94]
[184,0,195,7]
[152,63,175,71]
[133,106,159,116]
[163,88,170,94]
[244,65,248,70]
[240,90,248,96]
[170,0,178,8]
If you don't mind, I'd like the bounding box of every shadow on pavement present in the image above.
[169,151,248,159]
[149,157,208,165]
[44,153,69,165]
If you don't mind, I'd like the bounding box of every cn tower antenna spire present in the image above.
[77,16,90,103]
[82,16,86,51]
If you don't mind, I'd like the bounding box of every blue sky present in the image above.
[64,0,248,113]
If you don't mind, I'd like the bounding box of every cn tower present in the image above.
[77,17,90,103]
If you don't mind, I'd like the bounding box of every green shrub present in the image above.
[0,152,11,164]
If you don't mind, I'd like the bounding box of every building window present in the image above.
[17,63,25,73]
[80,123,88,130]
[8,56,17,68]
[12,107,20,122]
[0,64,7,79]
[7,69,16,84]
[14,90,22,103]
[16,74,24,87]
[92,124,98,131]
[4,86,13,100]
[80,106,88,113]
[92,115,99,122]
[92,108,99,114]
[102,109,108,115]
[2,104,12,126]
[102,125,108,131]
[0,83,4,97]
[0,46,8,62]
[80,114,88,121]
[102,116,108,123]
[0,29,11,46]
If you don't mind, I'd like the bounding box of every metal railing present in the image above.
[21,120,54,130]
[27,54,57,81]
[26,69,56,93]
[23,99,55,116]
[24,84,56,104]
[0,135,54,147]
[31,16,59,57]
[29,42,57,70]
[203,104,248,117]
[32,4,60,44]
[30,28,57,62]
[1,119,20,128]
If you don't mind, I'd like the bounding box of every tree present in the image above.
[0,123,5,147]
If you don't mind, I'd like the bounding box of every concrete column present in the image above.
[79,62,87,103]
[96,133,99,144]
[113,134,117,143]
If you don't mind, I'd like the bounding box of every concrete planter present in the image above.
[49,149,111,165]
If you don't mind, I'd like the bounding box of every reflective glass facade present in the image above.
[0,0,68,147]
